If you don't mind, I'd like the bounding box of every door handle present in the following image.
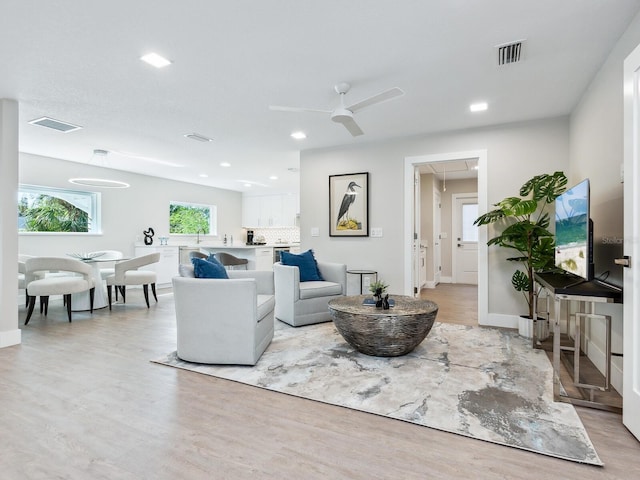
[615,256,631,268]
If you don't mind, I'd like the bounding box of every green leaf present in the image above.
[512,270,530,292]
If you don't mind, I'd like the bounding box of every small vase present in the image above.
[382,294,390,310]
[374,294,383,308]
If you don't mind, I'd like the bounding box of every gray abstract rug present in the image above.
[153,321,602,466]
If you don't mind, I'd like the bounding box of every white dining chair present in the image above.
[24,257,95,324]
[105,253,161,310]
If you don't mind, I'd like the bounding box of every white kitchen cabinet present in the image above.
[242,193,299,227]
[254,247,274,271]
[134,245,180,286]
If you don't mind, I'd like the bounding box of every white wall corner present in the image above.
[0,329,21,348]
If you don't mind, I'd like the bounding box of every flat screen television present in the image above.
[554,178,593,281]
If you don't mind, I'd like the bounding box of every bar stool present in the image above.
[215,252,249,270]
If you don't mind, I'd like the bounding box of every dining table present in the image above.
[66,253,121,311]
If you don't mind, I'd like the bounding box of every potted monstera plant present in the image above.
[473,171,567,336]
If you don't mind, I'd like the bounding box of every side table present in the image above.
[346,269,377,295]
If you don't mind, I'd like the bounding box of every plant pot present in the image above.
[518,315,550,340]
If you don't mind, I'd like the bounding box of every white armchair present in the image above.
[172,267,275,365]
[273,261,347,327]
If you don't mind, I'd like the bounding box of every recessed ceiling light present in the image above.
[470,102,488,112]
[199,173,209,178]
[220,162,231,167]
[269,175,278,180]
[184,133,213,142]
[291,131,307,140]
[140,52,172,68]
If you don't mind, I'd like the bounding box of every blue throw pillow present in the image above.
[191,257,229,279]
[280,249,323,282]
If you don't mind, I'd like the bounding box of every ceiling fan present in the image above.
[269,82,404,137]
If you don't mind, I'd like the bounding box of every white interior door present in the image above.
[452,194,478,284]
[433,190,442,285]
[413,169,421,295]
[623,43,640,440]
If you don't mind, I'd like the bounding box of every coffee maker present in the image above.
[246,230,254,245]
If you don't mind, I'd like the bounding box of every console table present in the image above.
[534,272,622,412]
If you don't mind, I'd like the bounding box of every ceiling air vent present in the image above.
[496,40,524,66]
[28,116,82,133]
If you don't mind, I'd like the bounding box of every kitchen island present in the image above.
[195,243,300,270]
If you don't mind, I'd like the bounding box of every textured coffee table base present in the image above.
[329,295,439,357]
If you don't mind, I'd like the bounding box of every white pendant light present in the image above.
[69,149,130,189]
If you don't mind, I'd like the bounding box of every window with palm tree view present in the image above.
[18,185,100,233]
[169,201,217,235]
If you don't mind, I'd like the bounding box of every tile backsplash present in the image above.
[252,227,300,244]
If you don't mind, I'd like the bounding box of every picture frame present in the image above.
[329,172,369,237]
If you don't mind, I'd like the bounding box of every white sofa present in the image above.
[273,261,347,327]
[172,266,274,365]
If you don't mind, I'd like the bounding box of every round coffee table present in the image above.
[328,295,439,357]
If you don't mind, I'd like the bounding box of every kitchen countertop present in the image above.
[135,243,300,249]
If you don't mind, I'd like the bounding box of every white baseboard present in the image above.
[483,313,519,329]
[585,337,623,394]
[440,277,452,284]
[0,329,21,348]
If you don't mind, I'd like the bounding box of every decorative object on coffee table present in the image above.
[328,295,438,356]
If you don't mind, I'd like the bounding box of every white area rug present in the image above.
[153,321,602,466]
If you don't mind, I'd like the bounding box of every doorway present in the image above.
[403,150,488,324]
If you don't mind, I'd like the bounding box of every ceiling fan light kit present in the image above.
[270,82,404,137]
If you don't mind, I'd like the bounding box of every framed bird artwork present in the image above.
[329,172,369,237]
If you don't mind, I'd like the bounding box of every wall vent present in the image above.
[28,116,83,133]
[496,40,524,66]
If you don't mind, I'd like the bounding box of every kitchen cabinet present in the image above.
[255,247,274,271]
[134,245,179,286]
[242,193,299,227]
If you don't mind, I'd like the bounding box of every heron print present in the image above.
[329,172,368,236]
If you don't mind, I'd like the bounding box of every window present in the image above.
[461,203,479,242]
[18,184,100,233]
[169,201,217,235]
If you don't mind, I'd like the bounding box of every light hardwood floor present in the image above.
[1,285,638,479]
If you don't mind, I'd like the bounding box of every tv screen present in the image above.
[555,179,591,280]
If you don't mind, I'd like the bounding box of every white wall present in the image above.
[0,99,20,348]
[19,153,243,257]
[300,116,569,318]
[568,9,640,392]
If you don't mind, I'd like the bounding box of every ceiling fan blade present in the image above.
[346,87,405,113]
[269,105,331,114]
[341,117,364,137]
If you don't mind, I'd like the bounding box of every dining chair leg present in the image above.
[89,287,95,313]
[25,296,36,325]
[42,296,50,316]
[107,285,113,311]
[65,294,72,322]
[119,286,126,303]
[143,284,150,308]
[39,296,44,314]
[151,283,157,302]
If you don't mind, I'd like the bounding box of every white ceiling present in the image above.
[2,0,639,194]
